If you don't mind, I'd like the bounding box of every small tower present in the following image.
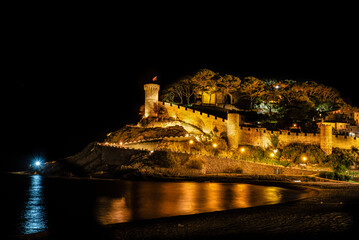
[320,122,333,155]
[144,83,160,118]
[227,112,240,149]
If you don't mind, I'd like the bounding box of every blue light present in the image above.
[32,156,44,169]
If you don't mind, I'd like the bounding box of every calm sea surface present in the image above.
[0,173,305,236]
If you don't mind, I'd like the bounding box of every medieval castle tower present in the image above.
[144,83,160,118]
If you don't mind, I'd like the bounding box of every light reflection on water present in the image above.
[21,175,47,234]
[13,176,302,234]
[96,181,295,225]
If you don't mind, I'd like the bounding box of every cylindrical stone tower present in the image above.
[320,122,333,155]
[227,113,240,149]
[144,83,160,117]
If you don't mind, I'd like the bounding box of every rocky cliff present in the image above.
[105,125,188,143]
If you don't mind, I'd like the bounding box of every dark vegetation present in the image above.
[161,69,358,132]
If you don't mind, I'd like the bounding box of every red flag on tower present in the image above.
[152,76,157,81]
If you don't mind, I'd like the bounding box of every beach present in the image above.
[102,182,359,240]
[13,178,359,240]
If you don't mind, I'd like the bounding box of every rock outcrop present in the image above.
[105,125,188,143]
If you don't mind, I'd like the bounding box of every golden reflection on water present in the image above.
[96,182,295,225]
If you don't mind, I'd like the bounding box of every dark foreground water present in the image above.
[0,173,306,236]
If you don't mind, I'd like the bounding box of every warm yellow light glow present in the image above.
[270,153,275,157]
[273,149,278,153]
[144,113,149,118]
[240,147,245,153]
[302,156,307,161]
[212,143,218,148]
[189,140,194,144]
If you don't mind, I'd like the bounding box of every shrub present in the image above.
[318,171,352,181]
[326,148,358,173]
[147,151,183,168]
[269,132,280,149]
[319,171,334,179]
[237,145,265,161]
[280,143,326,164]
[185,155,206,170]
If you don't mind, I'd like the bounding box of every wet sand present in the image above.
[13,180,359,240]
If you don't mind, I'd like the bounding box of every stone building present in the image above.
[200,91,239,110]
[325,108,359,136]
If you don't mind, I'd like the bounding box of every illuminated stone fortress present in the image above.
[144,82,359,155]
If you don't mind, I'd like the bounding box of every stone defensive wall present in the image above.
[161,102,227,136]
[332,134,359,149]
[238,127,321,148]
[238,126,359,150]
[160,102,359,151]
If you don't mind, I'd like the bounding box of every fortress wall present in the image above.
[160,102,358,152]
[238,127,271,148]
[238,126,358,151]
[278,131,321,147]
[332,135,359,149]
[238,127,321,149]
[162,102,227,136]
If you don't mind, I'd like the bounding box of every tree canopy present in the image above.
[160,69,357,131]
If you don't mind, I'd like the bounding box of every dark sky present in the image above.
[2,4,358,170]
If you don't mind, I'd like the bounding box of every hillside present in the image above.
[105,125,188,143]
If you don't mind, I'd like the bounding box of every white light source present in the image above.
[32,156,44,168]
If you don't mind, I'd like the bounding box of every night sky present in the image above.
[2,4,358,171]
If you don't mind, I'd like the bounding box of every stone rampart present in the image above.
[278,131,321,148]
[161,102,227,136]
[238,127,271,148]
[237,126,359,150]
[333,135,359,150]
[160,102,359,152]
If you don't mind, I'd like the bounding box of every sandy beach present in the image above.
[100,182,359,240]
[13,178,359,240]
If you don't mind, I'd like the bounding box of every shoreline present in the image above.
[6,170,354,186]
[10,173,359,239]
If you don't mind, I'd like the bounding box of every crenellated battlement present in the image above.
[161,102,227,123]
[237,124,358,151]
[160,101,227,136]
